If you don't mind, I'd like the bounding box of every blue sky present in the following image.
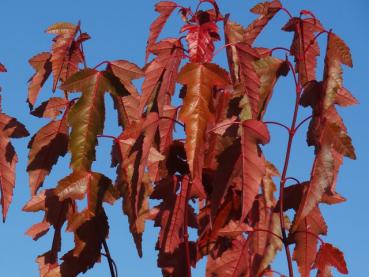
[0,0,368,276]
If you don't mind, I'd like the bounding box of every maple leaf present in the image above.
[31,97,70,120]
[282,17,324,85]
[0,113,29,221]
[23,189,74,276]
[244,0,282,45]
[206,236,250,277]
[146,1,178,62]
[0,138,20,222]
[210,140,241,220]
[181,10,220,63]
[257,213,285,275]
[322,32,353,109]
[240,120,269,222]
[152,175,196,254]
[293,145,333,231]
[113,113,161,256]
[27,118,69,195]
[60,68,128,171]
[254,56,289,119]
[248,197,272,274]
[157,242,197,276]
[141,39,184,115]
[314,243,348,275]
[46,22,89,91]
[261,161,279,208]
[177,63,229,199]
[27,52,52,108]
[107,60,143,128]
[335,87,358,107]
[46,212,109,277]
[292,207,327,277]
[224,20,261,118]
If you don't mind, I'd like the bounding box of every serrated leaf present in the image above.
[47,22,86,91]
[0,113,30,138]
[314,243,348,274]
[31,97,69,120]
[224,20,261,118]
[262,161,279,208]
[108,60,143,96]
[335,87,358,107]
[257,213,284,275]
[245,0,281,45]
[322,32,353,109]
[61,69,128,171]
[177,63,229,198]
[293,145,333,230]
[292,207,327,277]
[141,39,184,115]
[27,119,68,195]
[181,12,220,63]
[56,171,113,212]
[146,1,177,62]
[46,22,78,34]
[206,236,249,277]
[0,135,17,221]
[27,52,52,108]
[240,120,269,221]
[255,56,289,119]
[282,17,324,85]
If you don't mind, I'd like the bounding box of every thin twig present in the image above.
[101,253,119,277]
[264,121,290,133]
[102,239,116,277]
[294,115,313,132]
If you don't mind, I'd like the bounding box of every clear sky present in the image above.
[0,0,368,276]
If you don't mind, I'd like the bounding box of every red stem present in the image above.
[102,239,116,277]
[270,47,291,56]
[264,121,290,133]
[207,121,240,134]
[280,7,293,19]
[93,60,110,70]
[212,43,237,59]
[249,228,283,241]
[294,115,312,132]
[278,55,302,277]
[304,30,329,53]
[284,177,301,186]
[159,116,185,128]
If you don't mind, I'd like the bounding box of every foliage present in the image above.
[0,0,356,276]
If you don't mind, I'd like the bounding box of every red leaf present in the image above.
[335,87,358,107]
[141,39,184,115]
[177,63,229,199]
[292,207,327,277]
[31,97,69,120]
[46,22,88,91]
[245,0,282,45]
[240,120,269,221]
[283,17,324,85]
[314,243,348,274]
[146,1,178,62]
[27,119,69,195]
[27,52,52,108]
[26,221,51,240]
[0,137,16,220]
[206,236,250,277]
[181,12,220,63]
